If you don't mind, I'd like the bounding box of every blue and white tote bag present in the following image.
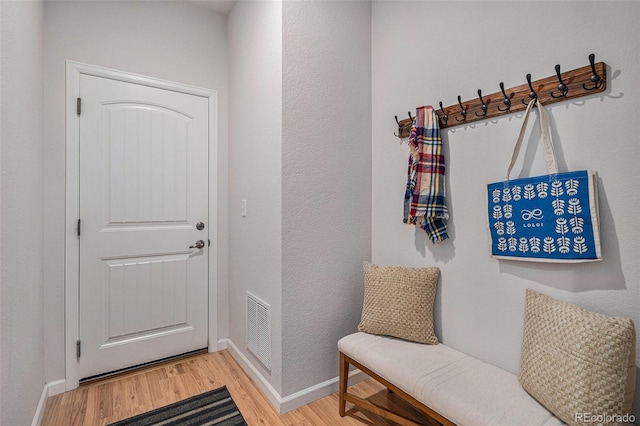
[487,99,601,262]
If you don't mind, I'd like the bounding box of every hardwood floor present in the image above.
[42,350,432,426]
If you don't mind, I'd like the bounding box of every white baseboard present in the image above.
[279,366,368,414]
[225,339,367,414]
[31,379,67,426]
[47,379,66,397]
[31,384,48,426]
[215,338,228,351]
[226,339,282,411]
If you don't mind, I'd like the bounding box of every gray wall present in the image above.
[281,0,372,397]
[371,0,640,418]
[227,0,372,400]
[43,0,229,384]
[0,0,46,424]
[227,0,284,394]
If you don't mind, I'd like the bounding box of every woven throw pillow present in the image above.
[358,263,440,344]
[518,289,636,426]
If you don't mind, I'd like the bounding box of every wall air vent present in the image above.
[246,292,271,369]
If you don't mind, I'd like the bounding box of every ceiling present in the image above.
[187,0,237,15]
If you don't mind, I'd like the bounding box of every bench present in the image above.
[338,332,563,426]
[338,289,636,426]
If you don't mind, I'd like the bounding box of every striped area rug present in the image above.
[108,386,247,426]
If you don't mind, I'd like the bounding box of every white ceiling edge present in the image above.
[187,0,237,16]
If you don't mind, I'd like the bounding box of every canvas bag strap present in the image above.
[505,99,558,181]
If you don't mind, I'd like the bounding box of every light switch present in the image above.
[241,199,247,217]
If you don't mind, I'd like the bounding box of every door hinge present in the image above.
[76,340,81,360]
[77,219,81,236]
[77,97,81,116]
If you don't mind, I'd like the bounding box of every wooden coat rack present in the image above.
[394,54,607,137]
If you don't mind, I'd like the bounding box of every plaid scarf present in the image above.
[403,106,449,243]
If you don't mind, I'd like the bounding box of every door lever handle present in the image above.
[189,240,205,249]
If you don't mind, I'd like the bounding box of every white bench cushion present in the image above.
[338,332,563,426]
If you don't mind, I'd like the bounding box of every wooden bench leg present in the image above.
[339,352,349,416]
[339,352,456,426]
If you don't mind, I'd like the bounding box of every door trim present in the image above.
[65,61,219,390]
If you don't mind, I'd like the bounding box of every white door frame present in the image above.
[65,61,219,390]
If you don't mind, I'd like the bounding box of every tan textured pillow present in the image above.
[519,289,636,426]
[358,263,440,344]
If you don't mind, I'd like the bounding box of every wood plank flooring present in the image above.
[42,350,432,426]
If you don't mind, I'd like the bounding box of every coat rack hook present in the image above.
[521,73,537,106]
[497,82,512,112]
[583,53,603,91]
[393,115,403,138]
[438,101,448,127]
[455,95,467,122]
[550,64,568,98]
[475,89,488,117]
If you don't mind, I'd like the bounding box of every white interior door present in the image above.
[78,74,209,380]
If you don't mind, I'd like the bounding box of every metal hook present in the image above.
[521,73,537,106]
[497,82,512,112]
[583,53,602,90]
[551,64,568,98]
[438,101,448,127]
[393,115,404,138]
[455,96,467,122]
[475,89,488,117]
